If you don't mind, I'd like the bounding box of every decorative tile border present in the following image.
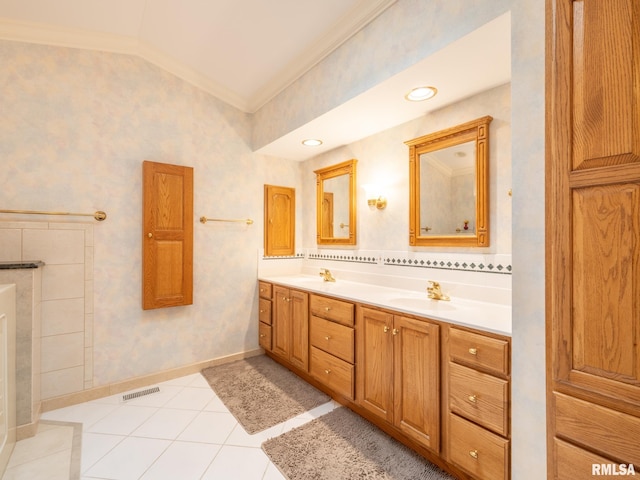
[384,256,512,274]
[261,252,306,260]
[308,252,378,265]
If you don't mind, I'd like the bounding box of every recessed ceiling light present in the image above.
[405,86,437,102]
[302,139,323,147]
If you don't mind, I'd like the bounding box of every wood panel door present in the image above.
[289,289,309,371]
[264,185,295,256]
[393,315,440,452]
[547,0,640,475]
[142,161,193,310]
[272,285,291,360]
[356,307,394,422]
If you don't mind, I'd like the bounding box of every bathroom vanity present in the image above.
[258,274,511,480]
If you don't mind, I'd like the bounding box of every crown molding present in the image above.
[0,1,396,113]
[246,0,397,112]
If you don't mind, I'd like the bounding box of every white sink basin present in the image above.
[387,297,458,311]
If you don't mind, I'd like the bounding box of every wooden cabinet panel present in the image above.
[449,414,509,480]
[264,185,295,256]
[259,322,272,351]
[310,295,354,326]
[310,315,354,363]
[258,298,272,325]
[357,307,394,422]
[449,362,509,436]
[547,1,640,475]
[142,161,193,310]
[290,290,309,371]
[272,285,308,371]
[553,438,628,480]
[393,315,440,452]
[449,328,509,376]
[310,346,354,400]
[554,392,640,466]
[258,282,272,299]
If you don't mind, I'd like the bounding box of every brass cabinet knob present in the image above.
[468,347,478,355]
[469,450,479,460]
[325,335,331,341]
[325,369,331,375]
[325,307,331,311]
[468,394,477,403]
[259,334,265,338]
[147,232,153,238]
[392,328,399,335]
[383,326,390,333]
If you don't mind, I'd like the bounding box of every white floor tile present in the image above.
[202,393,229,412]
[139,441,221,480]
[224,422,284,448]
[177,411,238,444]
[87,405,158,436]
[40,402,119,430]
[160,373,202,387]
[163,386,216,410]
[131,408,199,440]
[83,436,170,480]
[201,445,270,480]
[187,373,212,388]
[80,432,125,474]
[263,462,287,480]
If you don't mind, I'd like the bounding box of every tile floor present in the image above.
[2,372,338,479]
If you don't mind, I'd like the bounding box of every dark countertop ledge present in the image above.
[0,261,45,270]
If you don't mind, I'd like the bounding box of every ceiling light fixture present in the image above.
[405,86,437,102]
[302,139,323,147]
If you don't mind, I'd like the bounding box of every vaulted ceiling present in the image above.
[0,1,511,160]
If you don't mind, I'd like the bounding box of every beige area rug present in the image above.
[201,355,330,434]
[262,407,456,480]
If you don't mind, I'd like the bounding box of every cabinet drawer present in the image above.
[449,414,509,480]
[258,281,272,299]
[259,322,272,351]
[310,295,354,326]
[553,438,626,480]
[449,362,509,436]
[554,392,640,467]
[310,316,354,363]
[450,328,509,376]
[259,298,272,325]
[310,346,354,400]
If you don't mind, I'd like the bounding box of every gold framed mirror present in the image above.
[314,159,357,245]
[406,116,492,247]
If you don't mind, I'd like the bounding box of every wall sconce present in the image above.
[363,184,387,210]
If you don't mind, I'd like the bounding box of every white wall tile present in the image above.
[41,264,85,301]
[23,229,85,265]
[41,366,84,398]
[41,298,84,336]
[41,332,84,372]
[0,229,22,261]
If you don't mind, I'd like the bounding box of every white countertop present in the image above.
[259,274,511,336]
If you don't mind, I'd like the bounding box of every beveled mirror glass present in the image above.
[406,116,492,247]
[314,159,357,245]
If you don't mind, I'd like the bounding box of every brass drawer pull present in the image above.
[469,450,478,460]
[325,306,331,311]
[325,369,331,375]
[467,394,477,403]
[325,335,331,340]
[468,347,478,355]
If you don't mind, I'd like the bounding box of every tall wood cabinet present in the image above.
[356,306,440,453]
[546,0,640,476]
[272,285,309,372]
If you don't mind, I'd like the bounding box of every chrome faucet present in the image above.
[319,268,336,282]
[427,280,450,301]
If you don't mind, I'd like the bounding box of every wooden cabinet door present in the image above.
[393,315,440,452]
[264,185,295,256]
[272,286,291,360]
[357,307,394,422]
[142,161,193,310]
[547,0,640,475]
[289,289,309,371]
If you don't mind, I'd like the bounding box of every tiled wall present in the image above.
[0,221,93,400]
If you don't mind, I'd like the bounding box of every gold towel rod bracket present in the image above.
[200,216,253,225]
[0,209,107,221]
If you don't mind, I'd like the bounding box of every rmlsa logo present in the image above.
[592,464,636,476]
